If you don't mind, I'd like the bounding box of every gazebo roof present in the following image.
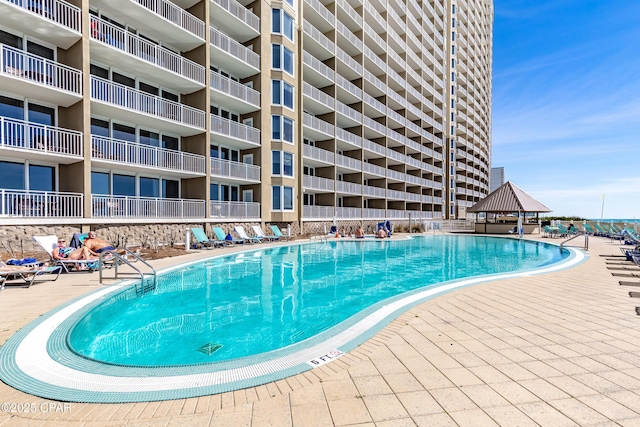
[468,181,552,213]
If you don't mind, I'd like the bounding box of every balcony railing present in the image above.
[90,17,205,85]
[303,205,334,218]
[303,51,335,81]
[303,144,334,164]
[210,71,260,107]
[210,27,260,70]
[211,0,259,32]
[91,136,206,174]
[0,189,83,218]
[210,157,260,181]
[5,0,81,32]
[1,44,82,94]
[90,76,206,129]
[303,20,335,53]
[303,175,334,192]
[92,195,205,218]
[303,113,334,136]
[133,0,205,39]
[210,115,260,145]
[336,207,361,219]
[210,200,260,219]
[0,116,82,157]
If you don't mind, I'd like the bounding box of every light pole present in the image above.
[600,194,605,221]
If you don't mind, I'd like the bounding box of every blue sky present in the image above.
[491,0,640,219]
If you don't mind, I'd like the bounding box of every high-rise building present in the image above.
[0,0,492,237]
[490,167,504,193]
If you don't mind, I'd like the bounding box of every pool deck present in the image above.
[1,234,639,426]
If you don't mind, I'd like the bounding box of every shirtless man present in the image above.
[83,231,118,256]
[355,226,365,238]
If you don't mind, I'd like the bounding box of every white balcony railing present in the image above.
[90,17,205,85]
[210,200,260,219]
[91,136,206,174]
[210,71,260,107]
[303,20,335,53]
[0,189,83,218]
[303,51,334,81]
[210,115,261,145]
[134,0,205,39]
[303,175,334,192]
[210,157,260,181]
[1,44,82,94]
[303,205,334,218]
[92,195,205,218]
[303,81,334,109]
[336,207,361,219]
[0,116,82,157]
[303,144,334,164]
[210,27,260,70]
[5,0,81,32]
[303,113,334,136]
[211,0,260,32]
[90,76,206,129]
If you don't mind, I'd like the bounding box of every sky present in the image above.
[491,0,640,219]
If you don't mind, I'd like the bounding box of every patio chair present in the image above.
[0,265,62,288]
[251,225,279,242]
[32,235,102,273]
[270,225,292,241]
[234,226,262,244]
[212,227,243,245]
[191,227,223,249]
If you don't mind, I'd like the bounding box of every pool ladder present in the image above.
[310,234,328,243]
[560,231,589,251]
[98,247,157,295]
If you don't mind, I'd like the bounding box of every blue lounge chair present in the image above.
[191,228,223,249]
[213,227,243,245]
[270,225,292,241]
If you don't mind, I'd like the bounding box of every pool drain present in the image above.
[198,343,222,355]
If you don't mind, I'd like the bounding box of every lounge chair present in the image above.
[252,225,279,242]
[33,235,101,273]
[191,227,223,249]
[234,225,262,244]
[270,225,292,241]
[0,265,62,288]
[583,223,596,235]
[212,227,243,245]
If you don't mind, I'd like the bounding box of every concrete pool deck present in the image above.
[1,234,639,426]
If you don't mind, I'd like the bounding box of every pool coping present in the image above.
[0,237,588,403]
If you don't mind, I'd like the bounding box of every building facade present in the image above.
[0,0,492,237]
[490,166,504,193]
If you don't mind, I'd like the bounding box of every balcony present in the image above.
[0,0,81,49]
[335,181,361,196]
[90,76,206,136]
[210,157,260,183]
[210,0,260,42]
[336,207,361,219]
[303,51,334,88]
[302,205,334,219]
[303,144,334,167]
[89,17,205,93]
[91,135,206,178]
[210,114,260,149]
[302,20,334,61]
[92,195,205,219]
[0,117,82,163]
[303,113,334,141]
[210,71,260,113]
[0,44,82,107]
[210,200,260,221]
[0,189,83,220]
[91,0,205,51]
[303,175,334,193]
[303,81,334,115]
[210,27,260,78]
[304,0,335,32]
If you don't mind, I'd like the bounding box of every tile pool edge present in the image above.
[0,242,587,403]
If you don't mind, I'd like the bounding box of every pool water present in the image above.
[69,236,567,367]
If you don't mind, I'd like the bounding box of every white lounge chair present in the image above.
[33,235,102,273]
[251,225,279,242]
[0,265,62,288]
[234,226,262,244]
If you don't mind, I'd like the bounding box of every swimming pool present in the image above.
[0,235,586,403]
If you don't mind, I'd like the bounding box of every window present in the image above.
[91,172,109,195]
[2,161,25,190]
[272,186,294,211]
[452,32,455,41]
[139,177,159,197]
[284,0,293,6]
[113,174,135,196]
[29,165,54,191]
[272,44,294,75]
[272,150,294,176]
[272,9,294,41]
[272,80,294,109]
[272,115,294,143]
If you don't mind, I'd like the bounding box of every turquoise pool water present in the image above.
[69,236,568,367]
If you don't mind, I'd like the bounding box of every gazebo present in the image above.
[467,181,552,234]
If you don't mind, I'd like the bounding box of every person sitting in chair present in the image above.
[52,238,95,260]
[83,231,118,256]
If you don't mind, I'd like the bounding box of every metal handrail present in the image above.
[98,247,157,294]
[560,231,589,251]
